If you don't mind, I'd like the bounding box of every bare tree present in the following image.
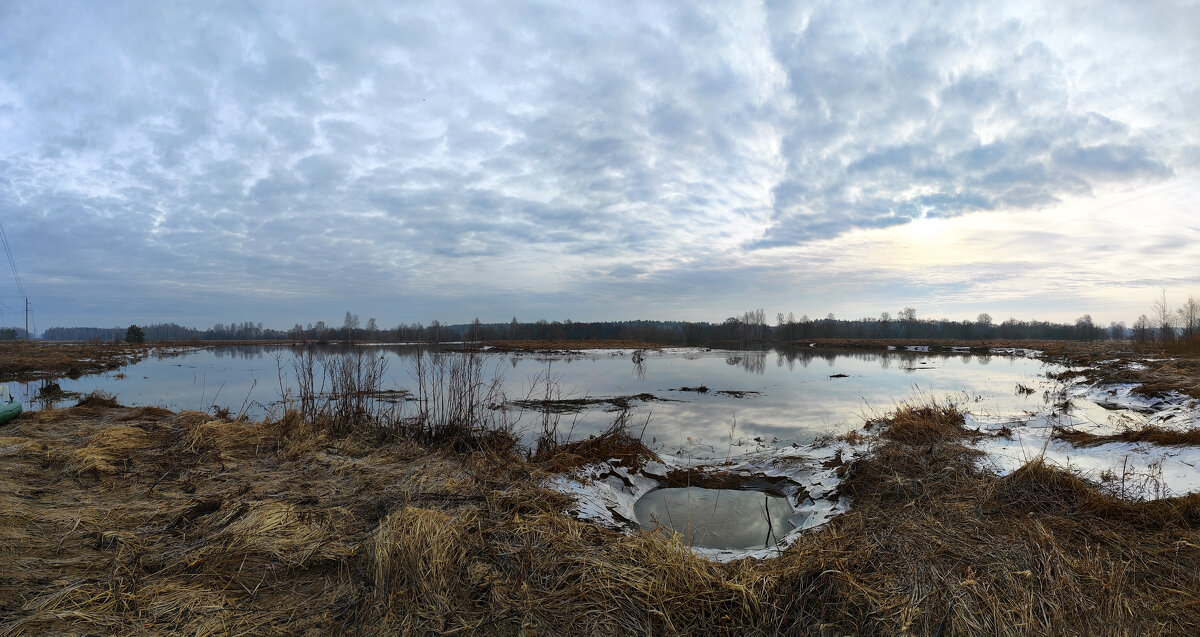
[1152,289,1174,342]
[1075,314,1095,341]
[1133,314,1152,344]
[343,311,360,343]
[899,306,917,337]
[1177,296,1200,340]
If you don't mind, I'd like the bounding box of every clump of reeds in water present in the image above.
[74,389,121,409]
[403,350,515,451]
[282,348,519,452]
[288,347,390,437]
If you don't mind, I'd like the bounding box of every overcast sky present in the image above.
[2,1,1198,331]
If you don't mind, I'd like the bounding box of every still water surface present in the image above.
[14,345,1061,455]
[634,487,796,550]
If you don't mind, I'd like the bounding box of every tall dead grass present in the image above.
[288,347,391,436]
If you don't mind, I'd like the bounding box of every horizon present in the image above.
[2,2,1199,330]
[30,310,1138,339]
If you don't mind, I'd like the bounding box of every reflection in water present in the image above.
[725,351,767,375]
[14,345,1060,456]
[634,487,795,550]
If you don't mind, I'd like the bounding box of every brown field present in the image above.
[0,341,162,382]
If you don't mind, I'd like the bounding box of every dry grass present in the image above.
[1054,424,1200,448]
[2,398,1200,635]
[872,400,970,444]
[989,457,1200,528]
[531,408,659,472]
[0,341,168,382]
[74,389,121,409]
[65,424,163,477]
[1061,351,1200,400]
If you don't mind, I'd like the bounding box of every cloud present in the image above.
[753,2,1188,247]
[0,0,1197,327]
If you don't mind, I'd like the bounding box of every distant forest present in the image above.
[32,299,1198,346]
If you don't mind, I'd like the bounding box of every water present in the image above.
[12,344,1062,454]
[633,487,795,550]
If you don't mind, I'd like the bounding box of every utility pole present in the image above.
[25,298,29,341]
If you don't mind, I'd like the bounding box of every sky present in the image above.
[2,0,1199,332]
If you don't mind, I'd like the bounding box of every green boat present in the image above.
[0,385,20,425]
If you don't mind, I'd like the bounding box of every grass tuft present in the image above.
[532,408,659,472]
[75,389,121,409]
[873,400,969,444]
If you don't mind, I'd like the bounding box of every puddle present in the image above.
[633,487,795,550]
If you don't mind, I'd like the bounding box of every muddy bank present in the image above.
[473,339,669,353]
[0,341,201,383]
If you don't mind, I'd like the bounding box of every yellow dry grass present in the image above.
[65,423,159,476]
[2,397,1199,635]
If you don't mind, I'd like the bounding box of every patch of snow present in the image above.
[988,347,1042,357]
[969,407,1200,501]
[962,365,1199,501]
[546,440,865,562]
[1071,383,1199,430]
[973,422,1200,501]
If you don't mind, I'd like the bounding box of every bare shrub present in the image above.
[403,350,514,451]
[285,347,393,437]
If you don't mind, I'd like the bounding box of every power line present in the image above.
[0,220,25,299]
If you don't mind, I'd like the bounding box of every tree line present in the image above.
[1130,291,1200,350]
[34,304,1178,346]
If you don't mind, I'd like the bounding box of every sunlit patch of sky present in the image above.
[1,0,1198,330]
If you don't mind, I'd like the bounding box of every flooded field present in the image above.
[12,344,1067,455]
[5,342,1200,633]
